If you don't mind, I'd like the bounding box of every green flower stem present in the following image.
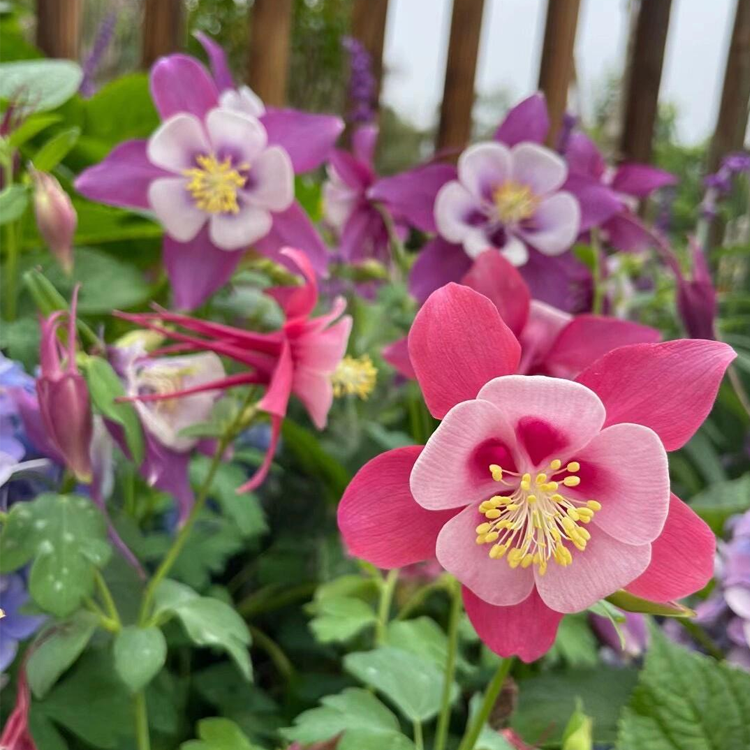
[374,202,410,278]
[434,579,462,750]
[457,657,515,750]
[237,581,316,618]
[2,159,19,321]
[248,624,296,682]
[591,228,604,316]
[678,617,724,661]
[94,570,121,631]
[396,579,444,621]
[134,691,150,750]
[413,720,424,750]
[376,568,400,645]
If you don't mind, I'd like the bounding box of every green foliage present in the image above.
[0,59,82,111]
[182,718,262,750]
[31,126,80,171]
[114,625,167,692]
[0,184,29,224]
[690,473,750,534]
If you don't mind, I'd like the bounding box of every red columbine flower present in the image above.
[118,247,351,491]
[37,287,93,482]
[339,283,734,662]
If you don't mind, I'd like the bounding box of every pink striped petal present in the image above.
[574,424,670,545]
[408,284,521,419]
[463,586,563,662]
[535,528,651,613]
[626,493,715,602]
[337,446,457,569]
[576,340,736,451]
[476,376,605,467]
[293,367,334,430]
[436,504,535,606]
[150,54,219,121]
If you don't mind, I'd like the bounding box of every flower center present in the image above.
[493,181,538,224]
[183,154,247,214]
[332,355,378,399]
[137,366,191,414]
[475,459,601,575]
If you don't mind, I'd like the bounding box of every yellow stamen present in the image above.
[183,154,246,214]
[493,180,539,224]
[550,459,562,471]
[563,476,581,487]
[489,464,503,482]
[332,355,378,399]
[587,500,602,511]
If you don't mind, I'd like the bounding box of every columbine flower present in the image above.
[385,250,660,380]
[0,574,44,673]
[117,247,351,492]
[339,283,732,661]
[590,611,648,659]
[0,665,36,750]
[31,170,77,274]
[75,41,343,310]
[332,355,377,399]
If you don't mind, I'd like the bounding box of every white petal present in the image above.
[148,114,210,172]
[519,192,581,256]
[243,146,294,211]
[206,107,267,164]
[511,142,568,196]
[148,178,207,242]
[219,85,266,118]
[209,204,272,250]
[499,235,529,266]
[435,181,484,244]
[458,142,512,201]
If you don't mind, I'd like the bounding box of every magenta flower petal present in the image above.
[149,177,207,242]
[74,140,167,210]
[194,31,235,92]
[542,315,662,379]
[520,248,592,313]
[164,228,243,310]
[458,142,511,201]
[463,587,563,663]
[511,142,567,196]
[141,433,195,526]
[337,446,457,569]
[494,93,550,147]
[611,164,677,198]
[626,493,715,602]
[150,54,219,121]
[535,526,651,613]
[382,337,415,379]
[408,237,472,303]
[518,192,580,255]
[563,173,623,231]
[408,284,521,419]
[148,113,210,172]
[352,123,378,166]
[437,504,535,605]
[261,109,344,173]
[576,339,736,451]
[564,132,606,179]
[603,212,657,253]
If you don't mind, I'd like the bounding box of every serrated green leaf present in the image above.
[616,628,750,750]
[0,60,83,112]
[309,596,377,643]
[31,127,80,171]
[690,474,750,534]
[0,184,28,224]
[114,626,167,692]
[83,356,144,465]
[27,611,99,698]
[0,493,111,617]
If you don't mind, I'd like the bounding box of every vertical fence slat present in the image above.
[350,0,390,104]
[708,0,750,171]
[437,0,486,155]
[36,0,82,59]
[142,0,185,68]
[537,0,581,148]
[619,0,673,164]
[247,0,293,107]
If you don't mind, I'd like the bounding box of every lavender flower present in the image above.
[342,36,376,126]
[79,11,117,98]
[0,574,45,673]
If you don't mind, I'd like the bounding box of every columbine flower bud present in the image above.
[675,239,717,340]
[36,287,93,482]
[32,170,77,274]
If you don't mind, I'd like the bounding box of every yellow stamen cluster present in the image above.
[492,180,539,224]
[183,154,247,214]
[475,459,601,575]
[332,355,378,399]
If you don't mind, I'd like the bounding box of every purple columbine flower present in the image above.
[342,36,377,126]
[79,10,117,98]
[0,574,45,673]
[590,611,649,659]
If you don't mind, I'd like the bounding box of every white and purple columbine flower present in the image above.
[435,141,581,267]
[0,574,45,674]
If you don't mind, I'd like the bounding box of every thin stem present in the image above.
[678,618,724,661]
[94,570,121,631]
[374,202,410,278]
[727,364,750,419]
[237,581,316,618]
[435,580,462,750]
[2,159,19,321]
[591,229,604,315]
[412,720,424,750]
[396,579,444,620]
[133,691,150,750]
[376,569,399,645]
[248,624,296,682]
[457,657,515,750]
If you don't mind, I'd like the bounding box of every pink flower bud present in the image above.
[32,170,77,274]
[36,287,93,482]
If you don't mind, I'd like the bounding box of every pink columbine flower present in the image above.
[36,287,93,483]
[339,283,733,661]
[117,248,351,492]
[385,250,660,381]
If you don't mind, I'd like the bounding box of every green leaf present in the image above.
[562,700,594,750]
[282,687,405,746]
[31,127,81,171]
[83,355,144,465]
[27,611,99,699]
[387,616,467,671]
[690,473,750,534]
[309,596,377,643]
[344,646,452,721]
[616,628,750,750]
[114,626,167,692]
[0,184,29,224]
[8,113,62,148]
[181,718,260,750]
[0,493,111,617]
[547,614,599,669]
[153,580,252,681]
[606,590,695,618]
[0,60,83,112]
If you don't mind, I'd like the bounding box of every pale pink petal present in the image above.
[148,178,207,242]
[574,424,670,545]
[408,284,521,419]
[243,146,294,211]
[535,529,651,613]
[519,192,580,256]
[726,587,750,620]
[435,181,484,244]
[458,142,511,201]
[463,587,563,662]
[437,504,535,606]
[518,300,572,373]
[338,446,458,569]
[293,367,334,430]
[205,107,267,164]
[273,246,319,320]
[476,376,605,467]
[626,493,715,602]
[461,250,531,337]
[208,203,272,250]
[147,114,210,172]
[293,316,352,374]
[258,341,294,420]
[411,399,517,511]
[576,340,737,451]
[510,142,567,196]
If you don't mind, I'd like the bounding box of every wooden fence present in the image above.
[34,0,750,168]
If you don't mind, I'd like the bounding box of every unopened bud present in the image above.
[32,170,77,274]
